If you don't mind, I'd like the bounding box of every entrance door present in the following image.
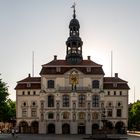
[48,124,55,134]
[78,125,85,134]
[62,124,70,134]
[31,121,38,134]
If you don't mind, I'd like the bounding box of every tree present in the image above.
[128,101,140,130]
[0,76,16,123]
[0,77,9,122]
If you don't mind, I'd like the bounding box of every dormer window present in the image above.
[113,83,117,88]
[56,67,61,72]
[87,67,91,72]
[27,83,31,87]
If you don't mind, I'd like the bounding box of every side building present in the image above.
[15,6,129,134]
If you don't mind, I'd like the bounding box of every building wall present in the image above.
[16,71,129,134]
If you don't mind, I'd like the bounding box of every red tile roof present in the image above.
[103,77,130,90]
[17,77,41,83]
[104,77,127,83]
[40,59,104,75]
[15,76,41,90]
[103,83,130,90]
[40,66,104,75]
[15,83,41,90]
[42,59,102,66]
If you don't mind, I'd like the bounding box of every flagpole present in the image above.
[111,50,113,77]
[32,51,34,77]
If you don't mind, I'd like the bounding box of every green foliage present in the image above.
[0,76,16,122]
[0,78,9,103]
[128,101,140,130]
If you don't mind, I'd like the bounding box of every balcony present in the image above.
[58,86,91,93]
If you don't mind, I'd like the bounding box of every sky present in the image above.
[0,0,140,103]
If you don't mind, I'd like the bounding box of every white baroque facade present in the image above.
[15,7,129,134]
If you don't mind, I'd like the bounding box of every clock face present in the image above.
[69,70,79,84]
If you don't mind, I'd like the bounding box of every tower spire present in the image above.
[66,4,83,64]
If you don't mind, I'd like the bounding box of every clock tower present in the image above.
[66,4,83,64]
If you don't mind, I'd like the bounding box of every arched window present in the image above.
[47,80,55,88]
[92,112,99,119]
[48,95,54,107]
[63,112,69,119]
[79,112,85,119]
[48,112,54,119]
[92,80,99,89]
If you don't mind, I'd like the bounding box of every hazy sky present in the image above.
[0,0,140,103]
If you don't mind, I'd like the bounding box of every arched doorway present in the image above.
[106,121,113,129]
[78,123,85,134]
[19,121,29,133]
[115,121,125,134]
[92,123,99,134]
[48,123,55,134]
[62,123,70,134]
[31,121,38,134]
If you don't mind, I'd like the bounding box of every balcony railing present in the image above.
[58,86,91,93]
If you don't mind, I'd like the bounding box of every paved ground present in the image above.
[0,133,139,140]
[0,134,87,140]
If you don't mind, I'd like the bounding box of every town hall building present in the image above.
[15,6,129,134]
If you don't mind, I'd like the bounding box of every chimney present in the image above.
[54,55,57,60]
[115,73,118,78]
[28,73,31,77]
[87,56,91,60]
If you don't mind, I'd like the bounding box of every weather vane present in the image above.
[71,2,76,18]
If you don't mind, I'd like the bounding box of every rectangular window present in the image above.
[31,108,37,117]
[108,91,110,95]
[92,95,99,107]
[117,109,122,117]
[48,80,54,88]
[107,109,112,117]
[33,91,36,95]
[63,95,69,107]
[22,108,27,117]
[28,91,30,95]
[78,95,86,107]
[48,96,54,107]
[22,91,25,95]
